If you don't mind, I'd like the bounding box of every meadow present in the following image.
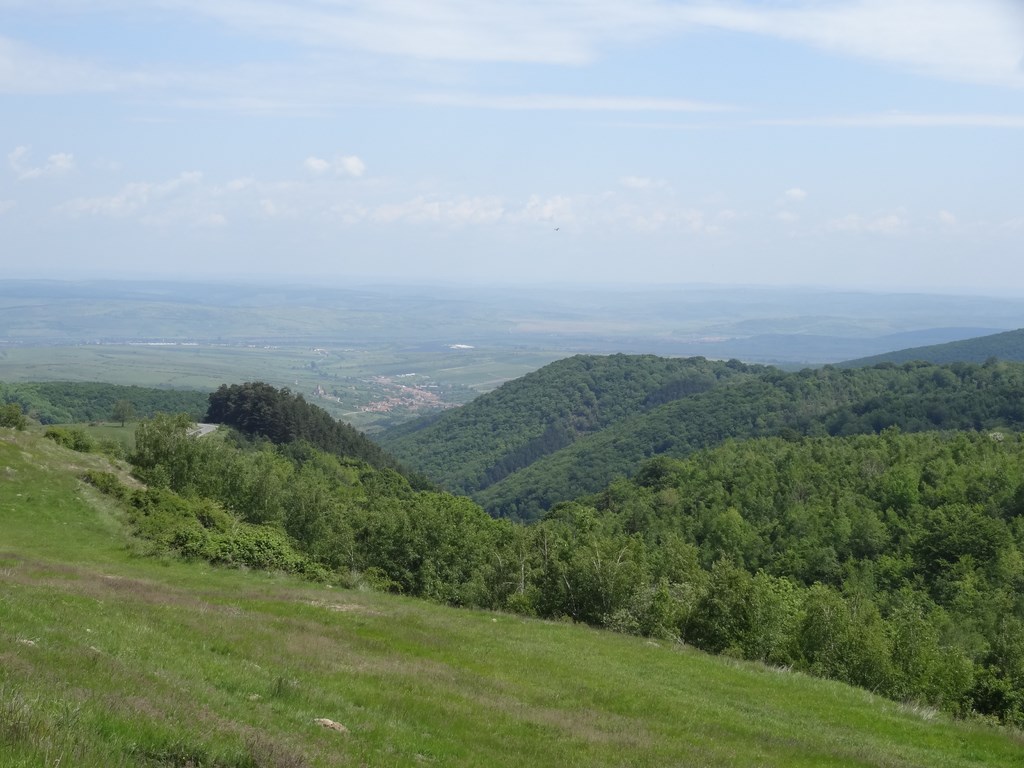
[2,427,1023,767]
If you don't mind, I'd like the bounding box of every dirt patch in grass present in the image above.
[4,559,219,613]
[305,600,383,616]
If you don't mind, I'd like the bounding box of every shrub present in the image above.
[0,403,27,430]
[43,426,95,453]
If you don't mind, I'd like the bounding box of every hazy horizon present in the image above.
[2,1,1023,295]
[4,275,1024,302]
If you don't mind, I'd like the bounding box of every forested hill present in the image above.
[0,381,208,424]
[384,357,1024,520]
[377,354,758,496]
[841,327,1024,367]
[204,381,424,483]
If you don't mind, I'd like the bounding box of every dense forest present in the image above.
[384,357,1024,520]
[0,381,208,424]
[377,354,750,495]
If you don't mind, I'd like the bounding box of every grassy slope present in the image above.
[2,430,1022,767]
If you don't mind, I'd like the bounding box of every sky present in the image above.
[1,0,1023,294]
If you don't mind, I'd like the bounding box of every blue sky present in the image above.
[2,0,1023,293]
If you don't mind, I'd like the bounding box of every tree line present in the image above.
[0,381,208,424]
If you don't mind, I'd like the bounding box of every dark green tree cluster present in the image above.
[204,382,421,482]
[0,381,207,424]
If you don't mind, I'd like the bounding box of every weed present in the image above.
[270,675,301,702]
[244,735,310,768]
[0,686,37,748]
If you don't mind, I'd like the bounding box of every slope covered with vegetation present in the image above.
[3,426,1024,766]
[387,357,1024,520]
[32,389,1024,726]
[378,354,756,495]
[841,327,1024,367]
[0,380,208,424]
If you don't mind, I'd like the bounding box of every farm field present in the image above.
[0,343,563,430]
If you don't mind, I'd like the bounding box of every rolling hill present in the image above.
[377,354,757,498]
[841,327,1024,367]
[382,356,1024,520]
[3,427,1023,766]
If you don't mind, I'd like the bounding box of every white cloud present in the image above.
[2,0,1021,121]
[63,171,202,217]
[620,176,670,190]
[517,194,575,225]
[776,211,800,223]
[363,195,505,226]
[604,198,736,234]
[84,1,1011,88]
[938,210,958,227]
[323,189,737,235]
[784,187,807,202]
[304,155,365,177]
[163,0,668,65]
[673,0,1024,89]
[0,35,112,94]
[200,212,227,227]
[417,93,734,112]
[338,155,366,178]
[867,214,905,234]
[8,146,75,180]
[304,156,331,174]
[760,113,1024,128]
[0,33,192,96]
[0,199,14,215]
[827,212,907,234]
[125,0,1023,88]
[223,177,254,192]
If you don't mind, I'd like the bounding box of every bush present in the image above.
[43,426,95,453]
[0,403,27,430]
[82,470,129,500]
[91,482,327,580]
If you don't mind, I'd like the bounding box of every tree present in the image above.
[112,399,136,427]
[131,413,197,489]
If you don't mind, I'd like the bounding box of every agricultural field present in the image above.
[0,343,562,431]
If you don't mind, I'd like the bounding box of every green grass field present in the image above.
[2,427,1023,767]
